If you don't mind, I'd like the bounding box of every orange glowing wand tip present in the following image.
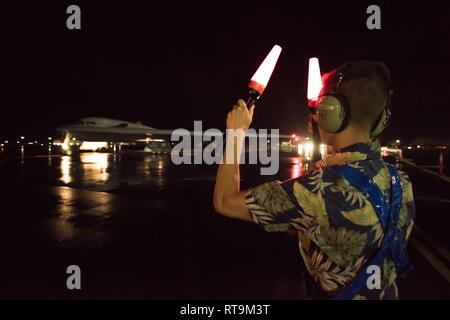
[246,45,282,107]
[307,57,323,106]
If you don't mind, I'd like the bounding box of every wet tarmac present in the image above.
[0,146,449,299]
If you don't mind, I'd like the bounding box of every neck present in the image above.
[331,126,371,151]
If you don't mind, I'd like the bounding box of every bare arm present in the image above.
[213,99,255,221]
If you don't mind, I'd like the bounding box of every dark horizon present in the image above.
[4,1,450,142]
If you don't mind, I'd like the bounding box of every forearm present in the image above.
[214,132,249,218]
[213,99,254,220]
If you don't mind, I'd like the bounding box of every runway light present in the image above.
[248,45,282,96]
[307,57,323,102]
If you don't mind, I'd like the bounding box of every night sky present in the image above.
[4,1,450,142]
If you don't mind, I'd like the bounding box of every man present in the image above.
[213,61,415,299]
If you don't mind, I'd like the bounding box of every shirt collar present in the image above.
[337,141,381,162]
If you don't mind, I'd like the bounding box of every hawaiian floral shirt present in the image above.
[245,142,415,300]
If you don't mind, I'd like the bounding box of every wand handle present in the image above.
[245,89,261,108]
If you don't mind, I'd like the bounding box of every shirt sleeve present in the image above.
[244,180,301,232]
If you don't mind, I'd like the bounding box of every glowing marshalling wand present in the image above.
[307,57,323,105]
[307,57,323,161]
[245,45,282,107]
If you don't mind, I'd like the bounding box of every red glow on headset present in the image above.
[307,57,323,102]
[248,45,282,95]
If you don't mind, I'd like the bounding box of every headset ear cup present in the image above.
[371,109,390,137]
[316,95,347,133]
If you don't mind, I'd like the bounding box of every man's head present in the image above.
[316,61,392,147]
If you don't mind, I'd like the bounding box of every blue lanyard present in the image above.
[329,164,412,300]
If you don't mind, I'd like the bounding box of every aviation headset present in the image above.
[316,62,393,137]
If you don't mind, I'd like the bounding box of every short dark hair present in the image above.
[321,61,391,133]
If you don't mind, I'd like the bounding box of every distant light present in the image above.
[303,142,314,160]
[248,45,282,95]
[20,136,25,140]
[294,137,299,142]
[79,141,108,151]
[291,134,296,139]
[381,146,402,157]
[72,137,76,141]
[407,146,412,150]
[48,137,52,140]
[297,144,303,155]
[395,139,400,144]
[307,57,323,102]
[4,141,8,144]
[417,145,421,149]
[320,143,327,156]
